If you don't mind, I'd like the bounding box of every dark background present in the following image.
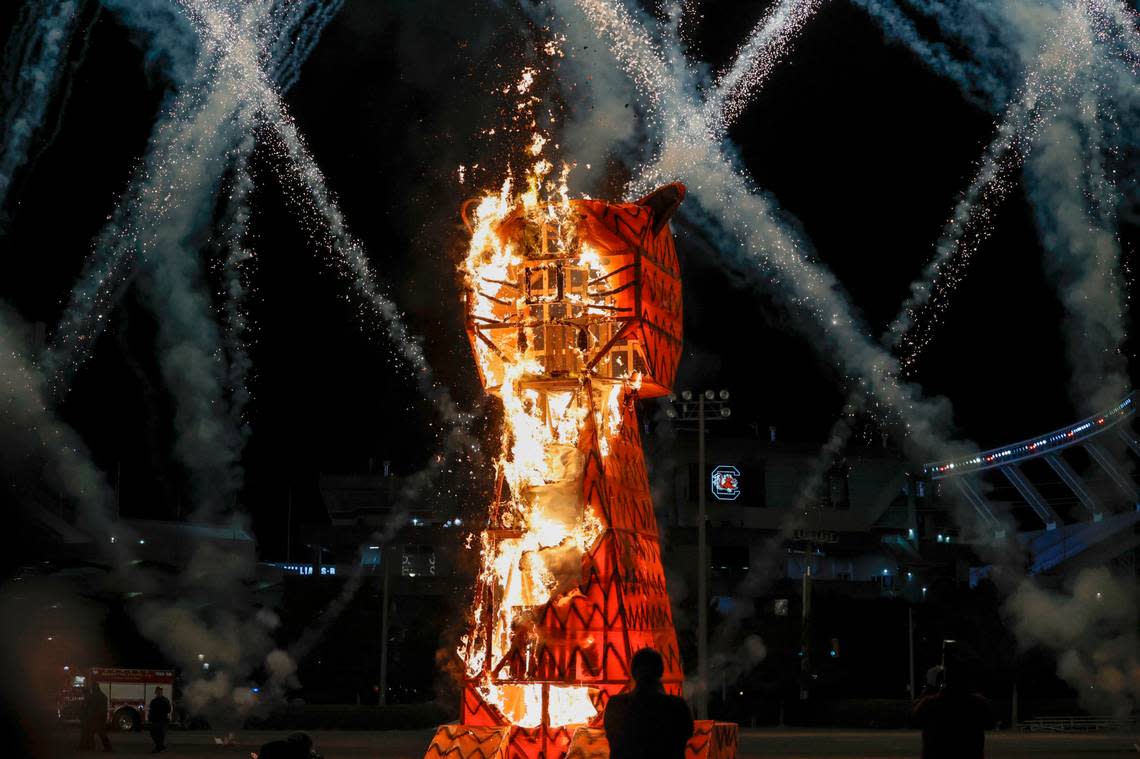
[0,0,1134,560]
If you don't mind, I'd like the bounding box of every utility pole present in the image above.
[697,392,708,719]
[379,545,391,706]
[800,559,812,700]
[668,389,730,720]
[908,606,916,701]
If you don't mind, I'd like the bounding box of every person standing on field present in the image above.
[148,685,172,753]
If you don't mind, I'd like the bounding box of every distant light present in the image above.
[681,390,692,401]
[251,687,260,694]
[937,534,944,543]
[906,572,913,581]
[945,536,952,544]
[719,407,731,418]
[1096,592,1103,600]
[198,654,205,661]
[63,666,69,671]
[719,390,730,400]
[704,390,715,400]
[47,636,54,641]
[202,662,210,670]
[882,569,889,575]
[138,539,145,545]
[666,408,677,419]
[110,536,116,544]
[368,545,380,550]
[454,518,461,525]
[907,529,915,539]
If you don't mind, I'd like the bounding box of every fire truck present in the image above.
[57,667,176,731]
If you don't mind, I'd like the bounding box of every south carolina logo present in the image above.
[710,465,741,501]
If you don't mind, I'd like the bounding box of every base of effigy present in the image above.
[422,719,738,759]
[565,721,738,759]
[423,722,581,759]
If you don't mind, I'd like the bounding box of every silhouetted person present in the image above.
[80,681,113,753]
[148,686,171,753]
[913,643,994,759]
[604,648,694,759]
[256,731,316,759]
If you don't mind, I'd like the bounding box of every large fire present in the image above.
[458,149,640,728]
[424,53,706,759]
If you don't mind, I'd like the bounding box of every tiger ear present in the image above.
[636,183,686,235]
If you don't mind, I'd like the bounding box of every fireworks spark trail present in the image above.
[183,1,481,518]
[1096,0,1140,64]
[846,0,1002,111]
[260,89,462,422]
[216,133,257,439]
[1025,6,1130,412]
[210,0,346,439]
[42,0,339,399]
[0,0,85,219]
[883,106,1027,368]
[883,21,1078,367]
[269,0,346,92]
[124,1,280,520]
[868,0,1134,403]
[42,0,207,396]
[705,0,825,135]
[563,0,971,461]
[181,0,463,426]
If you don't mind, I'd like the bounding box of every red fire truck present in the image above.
[57,667,176,731]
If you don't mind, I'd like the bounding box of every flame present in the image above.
[459,114,637,729]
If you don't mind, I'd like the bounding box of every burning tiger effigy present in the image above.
[421,145,736,759]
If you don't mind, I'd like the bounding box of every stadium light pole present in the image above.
[667,389,731,720]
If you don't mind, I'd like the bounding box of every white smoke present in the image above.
[1005,568,1140,718]
[860,0,1135,410]
[0,0,85,217]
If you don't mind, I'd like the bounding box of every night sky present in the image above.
[1,0,1134,557]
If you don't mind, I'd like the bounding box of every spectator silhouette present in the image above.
[912,642,994,759]
[604,648,694,759]
[79,681,113,753]
[148,685,172,753]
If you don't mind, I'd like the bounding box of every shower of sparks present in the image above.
[871,0,1135,407]
[44,0,321,399]
[705,0,825,136]
[567,0,1136,451]
[181,0,463,424]
[887,6,1091,371]
[569,0,972,459]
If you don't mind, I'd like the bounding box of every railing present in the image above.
[1019,716,1136,732]
[924,392,1135,479]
